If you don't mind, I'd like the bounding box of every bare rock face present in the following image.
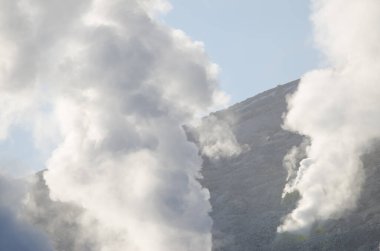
[199,80,380,251]
[29,80,380,250]
[198,80,302,250]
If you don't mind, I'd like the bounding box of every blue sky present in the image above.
[164,0,320,103]
[0,1,321,177]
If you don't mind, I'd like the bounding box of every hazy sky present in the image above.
[0,1,321,177]
[164,0,320,103]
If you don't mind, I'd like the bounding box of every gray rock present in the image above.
[28,80,380,250]
[199,80,380,251]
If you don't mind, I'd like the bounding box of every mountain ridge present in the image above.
[200,79,380,250]
[26,79,380,250]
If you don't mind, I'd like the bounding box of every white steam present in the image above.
[0,0,237,250]
[281,139,309,198]
[0,175,53,251]
[189,115,243,159]
[279,0,380,233]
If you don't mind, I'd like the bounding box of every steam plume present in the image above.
[0,175,53,251]
[0,0,238,250]
[188,115,243,159]
[279,0,380,233]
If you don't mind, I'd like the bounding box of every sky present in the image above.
[0,1,320,177]
[2,0,380,250]
[163,0,320,103]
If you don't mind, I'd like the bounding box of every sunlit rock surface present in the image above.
[31,80,380,250]
[200,80,380,251]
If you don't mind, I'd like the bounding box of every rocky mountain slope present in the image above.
[199,80,380,250]
[28,80,380,250]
